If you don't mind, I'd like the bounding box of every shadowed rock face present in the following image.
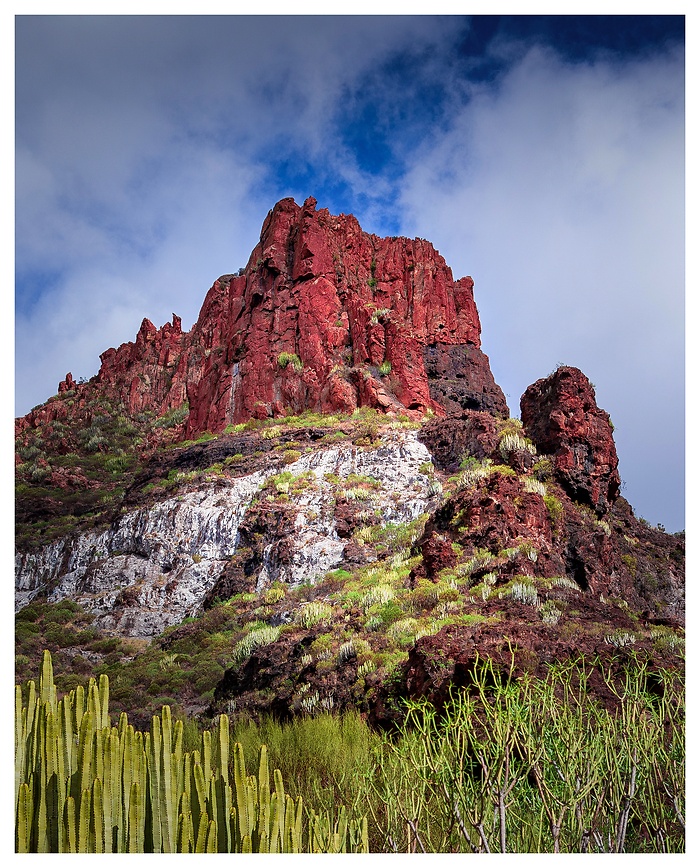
[17,196,508,442]
[520,366,620,515]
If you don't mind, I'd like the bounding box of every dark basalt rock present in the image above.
[423,342,508,418]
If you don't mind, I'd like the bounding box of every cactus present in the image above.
[15,651,368,853]
[16,783,32,853]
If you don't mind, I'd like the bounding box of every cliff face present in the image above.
[17,197,507,443]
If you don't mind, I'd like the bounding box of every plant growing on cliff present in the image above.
[278,352,303,372]
[455,458,493,490]
[523,476,547,497]
[294,601,334,629]
[154,403,189,429]
[544,494,564,527]
[231,624,282,665]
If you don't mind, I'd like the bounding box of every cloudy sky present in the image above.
[14,9,685,531]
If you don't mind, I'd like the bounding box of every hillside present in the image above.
[15,197,684,727]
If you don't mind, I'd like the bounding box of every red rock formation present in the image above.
[17,197,508,438]
[97,314,187,417]
[520,366,620,514]
[184,196,507,433]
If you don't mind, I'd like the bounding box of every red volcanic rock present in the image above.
[97,314,187,417]
[18,197,507,438]
[420,531,458,580]
[184,196,507,434]
[417,471,561,582]
[520,366,620,514]
[58,373,75,393]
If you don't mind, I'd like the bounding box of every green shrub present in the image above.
[154,403,190,429]
[621,553,637,575]
[278,352,303,371]
[544,493,564,525]
[231,624,281,665]
[295,601,334,628]
[15,653,368,853]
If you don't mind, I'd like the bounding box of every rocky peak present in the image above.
[520,366,620,514]
[185,196,508,433]
[17,197,508,441]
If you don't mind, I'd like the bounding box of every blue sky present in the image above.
[14,8,686,531]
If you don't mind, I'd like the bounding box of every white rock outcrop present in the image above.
[15,431,437,637]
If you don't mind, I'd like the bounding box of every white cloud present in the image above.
[398,44,685,528]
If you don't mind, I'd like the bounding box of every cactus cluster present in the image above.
[16,651,368,853]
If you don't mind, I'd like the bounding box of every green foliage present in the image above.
[523,476,547,496]
[231,625,281,666]
[326,568,353,582]
[17,649,684,854]
[490,464,517,477]
[544,494,564,526]
[230,711,374,817]
[509,582,539,606]
[15,652,368,853]
[294,601,334,629]
[277,352,303,372]
[454,457,493,490]
[621,553,638,576]
[153,403,189,429]
[532,458,554,482]
[368,659,685,853]
[353,515,428,556]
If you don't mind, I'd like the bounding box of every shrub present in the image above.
[544,494,564,525]
[456,458,493,490]
[231,624,281,665]
[104,454,132,473]
[294,601,334,628]
[278,352,303,371]
[263,585,286,604]
[361,584,395,611]
[604,629,637,648]
[621,553,637,575]
[510,582,539,606]
[523,476,547,496]
[498,426,536,461]
[532,458,554,481]
[538,600,563,625]
[153,403,189,429]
